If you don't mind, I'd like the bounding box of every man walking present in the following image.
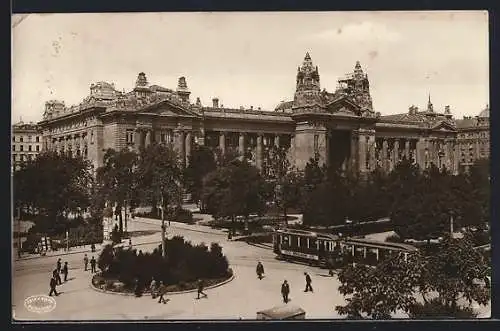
[256,261,265,280]
[56,258,62,273]
[197,279,207,299]
[281,280,290,303]
[157,281,167,304]
[49,276,59,296]
[62,262,69,282]
[90,256,97,273]
[150,277,158,299]
[84,254,89,271]
[53,268,62,285]
[304,272,313,292]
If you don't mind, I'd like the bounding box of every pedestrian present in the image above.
[281,280,290,303]
[150,277,158,299]
[62,262,69,282]
[53,268,62,285]
[197,279,207,299]
[157,281,167,304]
[91,243,96,253]
[304,272,313,292]
[129,238,132,248]
[90,256,97,273]
[56,258,62,273]
[49,276,59,296]
[256,261,264,280]
[328,269,334,277]
[134,277,142,297]
[84,254,89,271]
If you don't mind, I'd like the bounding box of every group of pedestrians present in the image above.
[48,258,69,296]
[83,254,97,273]
[148,277,208,304]
[255,261,314,304]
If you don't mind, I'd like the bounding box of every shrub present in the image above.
[409,298,478,319]
[21,233,42,253]
[97,235,230,290]
[111,225,121,245]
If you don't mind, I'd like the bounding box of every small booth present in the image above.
[256,305,306,320]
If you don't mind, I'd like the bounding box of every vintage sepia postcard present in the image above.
[11,11,490,321]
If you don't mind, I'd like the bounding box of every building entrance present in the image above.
[328,130,352,173]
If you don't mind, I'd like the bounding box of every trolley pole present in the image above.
[161,190,166,258]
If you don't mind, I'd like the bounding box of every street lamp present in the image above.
[160,189,166,258]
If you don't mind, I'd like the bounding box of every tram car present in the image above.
[273,228,418,267]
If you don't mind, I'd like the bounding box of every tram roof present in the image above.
[343,238,419,252]
[276,228,338,240]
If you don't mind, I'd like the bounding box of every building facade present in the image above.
[37,53,489,175]
[11,121,43,171]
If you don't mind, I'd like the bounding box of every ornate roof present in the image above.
[478,105,489,118]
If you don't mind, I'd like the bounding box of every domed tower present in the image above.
[176,76,191,103]
[293,52,322,107]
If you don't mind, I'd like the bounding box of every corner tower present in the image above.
[336,61,374,112]
[293,52,322,108]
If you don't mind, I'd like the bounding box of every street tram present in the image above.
[273,228,418,267]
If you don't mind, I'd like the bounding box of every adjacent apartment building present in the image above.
[11,121,43,171]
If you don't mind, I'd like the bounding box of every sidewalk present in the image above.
[14,242,109,261]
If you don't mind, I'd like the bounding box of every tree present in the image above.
[13,151,93,235]
[202,159,268,234]
[300,156,326,210]
[335,235,490,319]
[136,143,182,257]
[184,145,217,210]
[96,149,138,235]
[264,146,302,225]
[467,159,490,226]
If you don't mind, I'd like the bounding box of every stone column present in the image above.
[368,135,376,171]
[198,127,205,146]
[274,135,280,148]
[179,131,186,166]
[256,134,263,170]
[382,139,388,173]
[238,133,245,155]
[358,133,367,173]
[453,141,460,174]
[393,139,400,165]
[350,133,358,173]
[134,129,141,152]
[404,139,410,160]
[145,130,152,147]
[185,131,192,166]
[219,132,226,155]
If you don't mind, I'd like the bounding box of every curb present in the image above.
[89,272,235,297]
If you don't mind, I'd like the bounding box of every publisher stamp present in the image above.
[24,295,56,314]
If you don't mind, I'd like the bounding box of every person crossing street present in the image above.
[197,279,207,299]
[256,261,265,280]
[62,262,69,282]
[84,254,89,271]
[90,256,97,273]
[304,272,313,292]
[157,281,167,304]
[53,268,62,285]
[48,276,59,296]
[281,280,290,303]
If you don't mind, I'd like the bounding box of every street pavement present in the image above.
[12,215,490,320]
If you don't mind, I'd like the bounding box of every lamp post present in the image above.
[160,190,166,258]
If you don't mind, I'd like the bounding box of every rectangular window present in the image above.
[20,145,23,152]
[28,145,32,152]
[161,133,166,143]
[12,145,15,152]
[36,145,40,152]
[36,136,40,143]
[12,136,15,142]
[90,131,95,144]
[20,137,23,143]
[126,130,134,144]
[314,135,319,152]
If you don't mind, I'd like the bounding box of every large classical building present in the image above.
[11,121,43,171]
[37,53,489,175]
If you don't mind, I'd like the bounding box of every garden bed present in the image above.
[91,269,234,295]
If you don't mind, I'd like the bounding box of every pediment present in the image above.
[325,96,362,117]
[431,121,456,132]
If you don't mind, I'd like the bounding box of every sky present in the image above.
[12,11,489,123]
